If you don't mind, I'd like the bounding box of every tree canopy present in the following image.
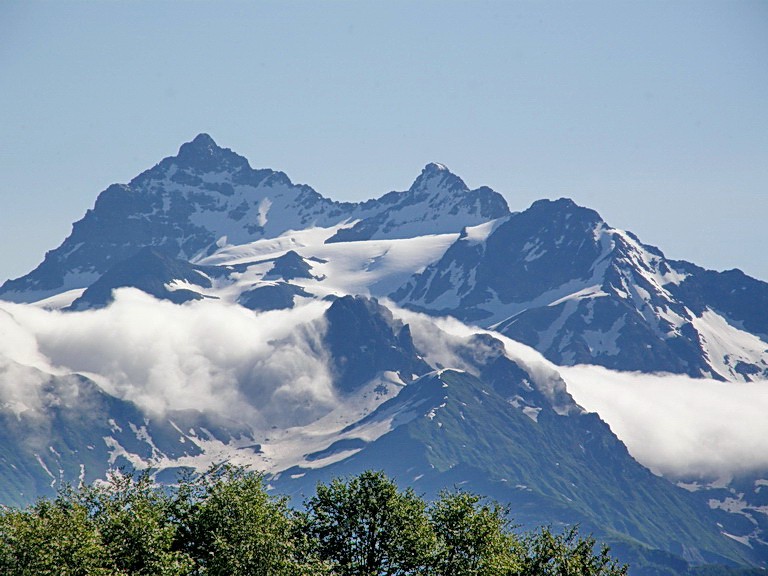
[0,467,627,576]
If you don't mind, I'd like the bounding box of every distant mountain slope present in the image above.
[393,198,768,381]
[0,359,248,508]
[277,373,751,571]
[0,135,507,302]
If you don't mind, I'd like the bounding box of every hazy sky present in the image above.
[1,0,766,283]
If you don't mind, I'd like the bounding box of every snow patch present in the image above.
[522,406,541,422]
[692,309,768,382]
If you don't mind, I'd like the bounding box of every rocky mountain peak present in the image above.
[409,162,467,193]
[526,198,603,229]
[172,133,250,173]
[265,251,314,281]
[323,296,429,393]
[422,162,449,175]
[182,132,218,151]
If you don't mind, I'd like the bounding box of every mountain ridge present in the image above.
[0,134,508,302]
[393,198,768,382]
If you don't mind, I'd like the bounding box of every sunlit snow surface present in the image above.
[195,224,460,299]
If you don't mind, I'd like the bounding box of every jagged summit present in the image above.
[166,132,252,174]
[526,197,602,222]
[323,295,429,393]
[0,139,510,302]
[184,132,217,149]
[176,133,223,161]
[409,161,467,193]
[325,162,508,243]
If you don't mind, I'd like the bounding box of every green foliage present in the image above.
[0,497,111,576]
[0,468,633,576]
[520,526,628,576]
[428,490,522,576]
[179,464,323,576]
[303,470,434,576]
[79,471,192,575]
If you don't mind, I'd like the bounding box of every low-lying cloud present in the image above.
[390,304,768,482]
[391,306,580,416]
[561,365,768,481]
[3,291,767,482]
[0,289,336,429]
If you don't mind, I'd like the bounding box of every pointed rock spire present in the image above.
[174,133,249,172]
[409,162,467,192]
[177,133,218,156]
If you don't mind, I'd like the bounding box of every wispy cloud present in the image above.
[561,365,768,480]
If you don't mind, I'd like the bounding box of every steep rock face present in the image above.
[669,264,768,340]
[393,198,768,381]
[392,199,607,317]
[323,295,430,393]
[264,250,316,281]
[325,163,509,243]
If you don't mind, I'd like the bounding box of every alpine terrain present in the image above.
[1,135,767,574]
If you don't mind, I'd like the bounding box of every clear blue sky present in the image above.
[1,0,766,282]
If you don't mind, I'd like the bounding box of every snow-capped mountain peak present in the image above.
[0,139,508,302]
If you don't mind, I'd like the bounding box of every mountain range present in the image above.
[0,134,507,302]
[1,135,767,574]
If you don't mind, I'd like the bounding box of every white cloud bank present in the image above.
[0,289,336,429]
[561,365,768,481]
[2,291,767,482]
